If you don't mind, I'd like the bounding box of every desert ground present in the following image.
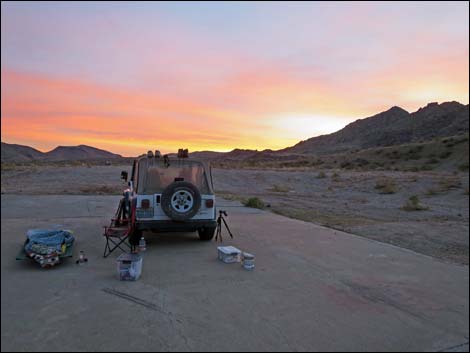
[1,163,469,351]
[2,164,468,265]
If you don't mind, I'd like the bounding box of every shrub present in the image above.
[316,171,326,179]
[244,197,265,209]
[439,151,452,159]
[458,163,469,172]
[426,158,439,164]
[79,185,118,195]
[438,177,461,191]
[268,184,290,193]
[331,172,340,182]
[420,165,433,171]
[402,195,429,211]
[426,188,438,196]
[354,158,369,167]
[375,178,397,194]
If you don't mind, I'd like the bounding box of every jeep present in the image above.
[121,150,217,245]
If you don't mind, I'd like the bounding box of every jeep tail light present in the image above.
[141,199,150,209]
[205,199,214,208]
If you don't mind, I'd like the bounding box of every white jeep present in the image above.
[121,150,217,245]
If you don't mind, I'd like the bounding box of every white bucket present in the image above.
[242,252,255,270]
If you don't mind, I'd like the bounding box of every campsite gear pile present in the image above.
[24,229,75,268]
[217,246,255,270]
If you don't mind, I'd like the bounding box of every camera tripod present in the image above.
[215,210,234,242]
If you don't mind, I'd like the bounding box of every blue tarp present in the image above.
[24,229,74,254]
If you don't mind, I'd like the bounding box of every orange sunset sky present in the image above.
[1,1,469,156]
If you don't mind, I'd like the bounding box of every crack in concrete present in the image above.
[438,340,469,352]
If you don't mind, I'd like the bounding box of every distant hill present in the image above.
[1,142,45,162]
[188,151,225,159]
[1,143,122,162]
[44,145,121,161]
[281,101,469,155]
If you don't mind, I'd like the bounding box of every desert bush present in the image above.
[79,185,118,195]
[420,165,433,171]
[268,184,290,193]
[375,178,397,194]
[340,161,353,169]
[406,146,423,160]
[387,150,401,159]
[426,188,438,196]
[426,158,439,164]
[438,177,461,191]
[354,158,369,167]
[458,163,469,172]
[1,163,18,171]
[316,171,326,179]
[445,139,456,147]
[310,159,324,166]
[439,151,452,159]
[402,195,429,211]
[244,197,265,209]
[464,188,469,195]
[331,172,340,182]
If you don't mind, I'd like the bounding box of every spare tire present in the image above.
[161,181,201,221]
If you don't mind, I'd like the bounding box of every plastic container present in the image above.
[242,252,255,270]
[138,237,146,252]
[217,246,241,263]
[116,253,143,281]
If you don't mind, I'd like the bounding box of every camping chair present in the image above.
[103,198,133,257]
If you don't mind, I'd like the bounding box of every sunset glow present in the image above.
[1,2,468,156]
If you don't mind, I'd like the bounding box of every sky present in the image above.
[1,1,469,156]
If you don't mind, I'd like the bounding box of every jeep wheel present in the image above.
[161,181,201,221]
[198,227,215,241]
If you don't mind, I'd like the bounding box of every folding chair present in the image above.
[103,198,133,258]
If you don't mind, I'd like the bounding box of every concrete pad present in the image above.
[1,195,468,351]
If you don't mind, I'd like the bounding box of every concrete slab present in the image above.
[1,195,468,351]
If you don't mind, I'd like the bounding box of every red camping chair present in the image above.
[102,198,135,257]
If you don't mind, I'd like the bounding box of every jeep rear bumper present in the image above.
[136,219,217,232]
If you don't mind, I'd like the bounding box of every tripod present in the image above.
[215,210,234,242]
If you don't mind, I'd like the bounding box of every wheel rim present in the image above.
[170,190,194,213]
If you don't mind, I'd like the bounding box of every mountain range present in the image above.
[1,144,121,162]
[1,101,468,163]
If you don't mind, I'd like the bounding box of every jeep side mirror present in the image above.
[121,171,128,181]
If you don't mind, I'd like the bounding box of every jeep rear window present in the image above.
[137,159,210,194]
